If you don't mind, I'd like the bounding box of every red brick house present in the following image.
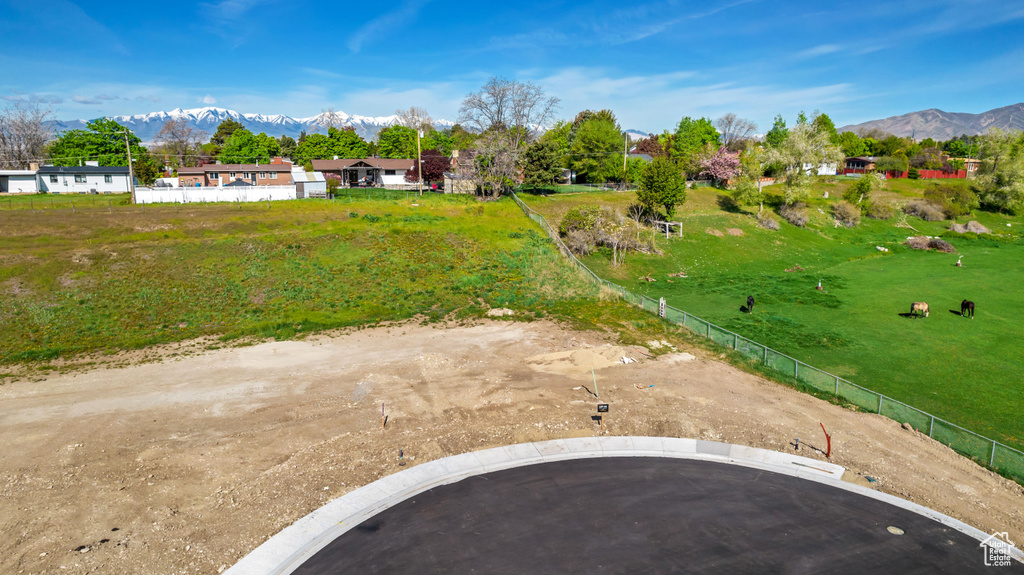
[178,157,292,187]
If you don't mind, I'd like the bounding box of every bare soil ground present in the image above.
[2,320,1022,574]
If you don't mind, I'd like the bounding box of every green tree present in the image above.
[670,116,720,176]
[377,125,418,159]
[327,127,369,158]
[843,173,881,205]
[623,157,646,184]
[767,112,845,204]
[521,140,563,190]
[977,129,1024,214]
[47,118,148,167]
[568,115,623,183]
[733,143,767,212]
[811,111,840,144]
[637,157,686,217]
[219,128,279,164]
[278,135,297,158]
[210,118,245,146]
[837,131,867,157]
[422,130,456,155]
[764,115,788,149]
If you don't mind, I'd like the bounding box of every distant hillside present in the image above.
[839,103,1024,140]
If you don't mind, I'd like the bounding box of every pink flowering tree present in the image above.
[698,146,741,187]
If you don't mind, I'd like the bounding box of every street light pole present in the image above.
[121,130,136,204]
[417,129,423,196]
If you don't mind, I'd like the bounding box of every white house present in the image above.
[0,170,39,194]
[311,158,415,188]
[37,164,132,194]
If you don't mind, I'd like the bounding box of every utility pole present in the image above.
[417,129,423,196]
[121,130,137,204]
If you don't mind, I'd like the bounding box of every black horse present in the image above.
[961,299,975,319]
[746,295,755,313]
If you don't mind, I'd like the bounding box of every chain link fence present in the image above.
[510,191,1024,482]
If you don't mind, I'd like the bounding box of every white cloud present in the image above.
[347,0,430,53]
[73,95,103,105]
[200,95,217,105]
[796,44,841,59]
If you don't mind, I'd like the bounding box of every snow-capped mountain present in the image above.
[49,107,456,143]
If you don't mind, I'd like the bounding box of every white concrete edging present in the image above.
[226,436,1016,574]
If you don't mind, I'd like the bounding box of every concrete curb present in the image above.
[225,436,1014,574]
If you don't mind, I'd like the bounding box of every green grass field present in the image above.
[522,180,1024,449]
[0,194,621,367]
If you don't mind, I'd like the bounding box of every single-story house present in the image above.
[0,169,39,194]
[37,164,132,194]
[178,157,292,187]
[312,158,414,187]
[843,157,877,174]
[291,168,327,198]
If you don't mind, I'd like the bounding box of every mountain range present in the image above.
[50,106,652,145]
[838,103,1024,140]
[48,107,456,144]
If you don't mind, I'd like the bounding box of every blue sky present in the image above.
[1,0,1022,133]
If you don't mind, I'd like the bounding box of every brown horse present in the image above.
[961,299,975,319]
[910,302,929,318]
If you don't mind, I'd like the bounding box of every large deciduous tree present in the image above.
[637,157,686,218]
[767,112,845,204]
[521,140,563,190]
[714,113,756,151]
[698,147,741,187]
[154,118,208,168]
[0,101,53,169]
[48,118,148,167]
[670,116,720,176]
[733,143,768,213]
[395,107,433,131]
[458,77,559,198]
[376,125,418,159]
[568,113,623,183]
[977,128,1024,214]
[404,149,449,184]
[291,127,369,164]
[218,128,280,164]
[764,115,788,148]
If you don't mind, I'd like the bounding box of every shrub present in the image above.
[908,167,920,180]
[929,238,956,253]
[865,202,894,220]
[831,201,861,227]
[906,236,930,250]
[925,183,979,218]
[903,199,945,221]
[756,211,780,230]
[779,202,809,227]
[949,220,990,234]
[565,229,598,256]
[559,205,603,236]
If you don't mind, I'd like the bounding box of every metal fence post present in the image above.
[835,376,839,395]
[794,362,799,380]
[878,394,883,414]
[991,441,997,466]
[733,333,738,350]
[706,323,710,339]
[929,416,935,438]
[763,347,768,364]
[659,297,666,319]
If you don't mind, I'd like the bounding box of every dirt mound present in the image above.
[526,345,636,375]
[705,228,724,237]
[726,228,744,237]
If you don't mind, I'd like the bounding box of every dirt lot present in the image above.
[2,319,1022,574]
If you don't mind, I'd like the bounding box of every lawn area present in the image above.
[521,182,1024,449]
[0,194,612,367]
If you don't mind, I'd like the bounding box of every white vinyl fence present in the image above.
[135,185,298,204]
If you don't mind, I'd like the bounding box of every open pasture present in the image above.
[0,194,599,368]
[522,183,1024,449]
